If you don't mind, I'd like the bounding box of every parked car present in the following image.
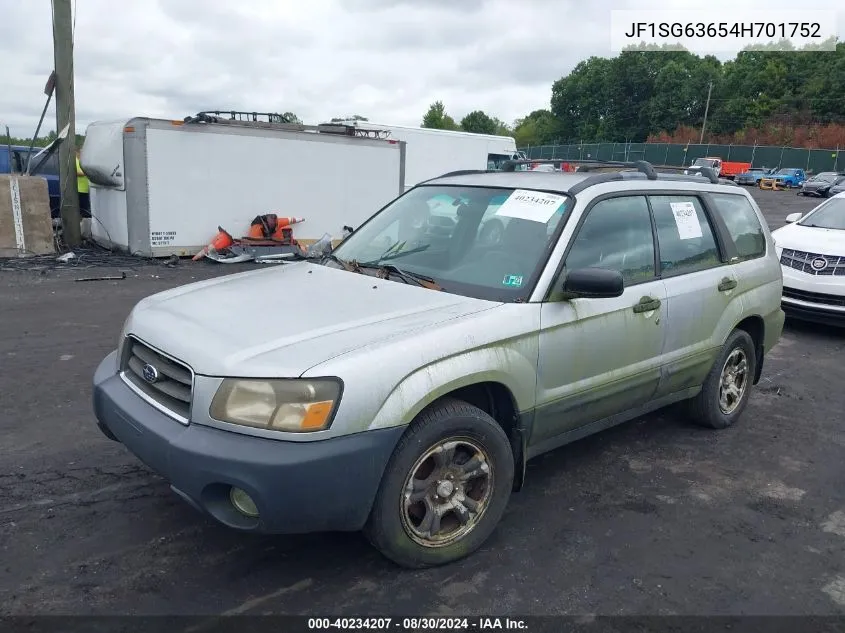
[762,168,806,188]
[797,172,845,197]
[683,157,751,180]
[735,167,773,186]
[830,179,845,197]
[0,144,61,217]
[93,162,784,568]
[771,192,845,326]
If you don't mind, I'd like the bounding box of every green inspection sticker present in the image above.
[502,274,523,287]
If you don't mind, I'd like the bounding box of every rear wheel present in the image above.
[363,398,514,568]
[686,329,756,430]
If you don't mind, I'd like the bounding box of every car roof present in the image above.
[429,170,591,192]
[424,168,743,196]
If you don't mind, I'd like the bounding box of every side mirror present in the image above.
[561,267,624,299]
[785,213,802,223]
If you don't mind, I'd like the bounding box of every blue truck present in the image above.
[0,144,61,217]
[763,167,806,188]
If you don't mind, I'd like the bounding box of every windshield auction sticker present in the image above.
[495,190,564,223]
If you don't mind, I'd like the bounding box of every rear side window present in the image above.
[649,195,721,277]
[708,193,766,261]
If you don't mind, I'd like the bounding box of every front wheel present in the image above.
[363,398,514,568]
[685,329,756,429]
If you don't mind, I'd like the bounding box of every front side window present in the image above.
[487,154,514,170]
[798,198,845,230]
[709,193,766,261]
[330,184,572,301]
[562,196,656,285]
[649,195,721,276]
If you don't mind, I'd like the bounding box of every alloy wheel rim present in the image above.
[719,348,748,414]
[399,438,493,548]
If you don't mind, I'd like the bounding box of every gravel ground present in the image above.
[1,187,844,617]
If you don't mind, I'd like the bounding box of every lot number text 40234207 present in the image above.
[307,617,529,630]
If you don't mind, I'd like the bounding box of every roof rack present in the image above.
[182,111,393,139]
[500,158,722,185]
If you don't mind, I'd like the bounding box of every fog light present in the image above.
[229,487,259,518]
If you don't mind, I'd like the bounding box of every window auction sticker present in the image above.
[670,201,703,240]
[495,189,565,223]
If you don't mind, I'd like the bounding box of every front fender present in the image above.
[367,346,538,431]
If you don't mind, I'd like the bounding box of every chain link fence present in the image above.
[521,142,843,174]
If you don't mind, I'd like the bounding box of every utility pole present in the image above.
[52,0,81,246]
[699,81,713,145]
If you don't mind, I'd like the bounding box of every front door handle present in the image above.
[633,296,661,313]
[718,277,738,292]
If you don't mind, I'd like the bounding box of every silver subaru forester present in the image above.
[93,161,784,568]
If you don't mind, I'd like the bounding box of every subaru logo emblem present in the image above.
[811,257,828,271]
[142,363,159,383]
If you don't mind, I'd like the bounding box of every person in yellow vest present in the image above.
[76,149,90,218]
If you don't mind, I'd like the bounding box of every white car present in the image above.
[771,192,845,326]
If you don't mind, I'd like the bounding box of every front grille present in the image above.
[780,248,845,276]
[783,287,845,307]
[121,337,193,421]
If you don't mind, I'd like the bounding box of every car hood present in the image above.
[124,262,500,377]
[771,223,845,254]
[802,180,831,188]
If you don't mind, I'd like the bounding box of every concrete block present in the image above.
[0,175,55,257]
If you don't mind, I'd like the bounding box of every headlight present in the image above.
[209,378,341,432]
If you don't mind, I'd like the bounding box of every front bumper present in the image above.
[780,269,845,327]
[800,186,826,196]
[93,351,405,534]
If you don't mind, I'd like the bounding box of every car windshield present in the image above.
[809,173,838,182]
[693,159,716,167]
[798,197,845,230]
[775,169,795,175]
[328,184,573,302]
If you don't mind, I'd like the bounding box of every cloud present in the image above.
[1,0,843,137]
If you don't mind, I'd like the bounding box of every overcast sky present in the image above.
[1,0,843,137]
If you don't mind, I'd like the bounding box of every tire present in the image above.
[363,398,514,568]
[686,329,757,430]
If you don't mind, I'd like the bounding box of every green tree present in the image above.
[491,117,512,137]
[460,110,497,134]
[513,110,560,147]
[421,101,459,130]
[278,112,301,124]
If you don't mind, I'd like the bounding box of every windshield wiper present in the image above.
[356,261,442,291]
[322,253,360,273]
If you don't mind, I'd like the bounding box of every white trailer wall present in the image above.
[84,119,405,257]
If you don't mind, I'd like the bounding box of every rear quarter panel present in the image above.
[731,196,785,353]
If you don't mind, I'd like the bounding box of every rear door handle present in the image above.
[718,277,738,292]
[633,296,661,313]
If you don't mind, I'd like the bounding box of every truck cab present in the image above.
[0,145,61,217]
[685,157,723,177]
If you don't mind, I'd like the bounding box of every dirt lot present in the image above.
[1,187,844,616]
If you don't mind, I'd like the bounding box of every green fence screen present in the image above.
[521,142,843,174]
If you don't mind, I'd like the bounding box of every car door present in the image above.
[533,194,667,445]
[648,193,745,397]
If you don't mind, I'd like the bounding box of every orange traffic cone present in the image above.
[272,217,304,240]
[275,216,305,228]
[192,226,234,260]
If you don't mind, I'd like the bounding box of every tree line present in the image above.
[7,41,843,152]
[420,39,845,149]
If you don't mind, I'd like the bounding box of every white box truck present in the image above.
[336,120,525,190]
[80,117,406,257]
